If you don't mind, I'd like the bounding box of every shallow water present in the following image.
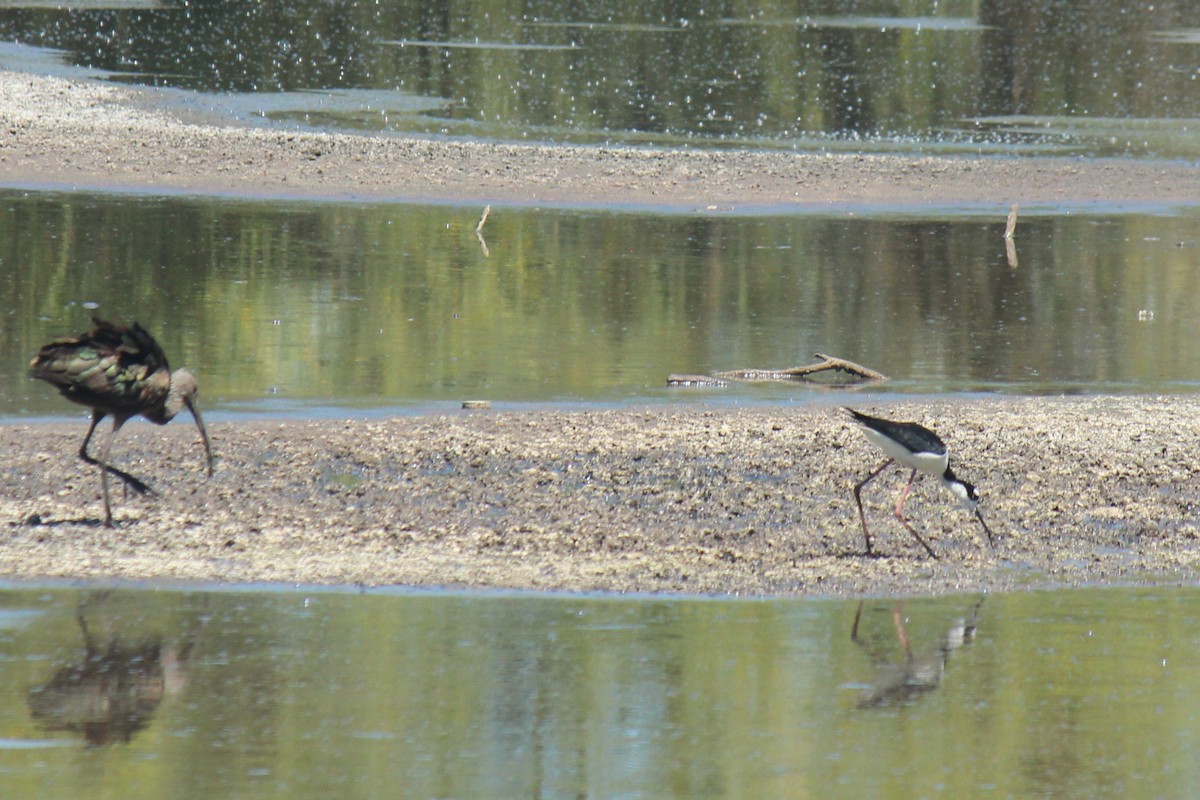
[4,190,1200,418]
[0,584,1197,799]
[0,1,1198,155]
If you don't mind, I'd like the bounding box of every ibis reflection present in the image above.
[27,593,200,746]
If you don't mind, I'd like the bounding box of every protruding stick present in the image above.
[1003,204,1019,240]
[1004,204,1020,267]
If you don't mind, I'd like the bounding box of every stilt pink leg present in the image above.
[892,469,938,559]
[893,468,918,520]
[892,605,912,657]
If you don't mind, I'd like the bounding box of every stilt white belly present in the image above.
[859,426,949,476]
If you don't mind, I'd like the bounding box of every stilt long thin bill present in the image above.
[975,508,996,547]
[186,399,214,476]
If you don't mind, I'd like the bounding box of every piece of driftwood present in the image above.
[665,373,731,387]
[667,353,887,387]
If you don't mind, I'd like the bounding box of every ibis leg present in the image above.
[853,459,894,557]
[99,419,118,526]
[77,411,151,496]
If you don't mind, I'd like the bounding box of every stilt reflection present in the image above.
[850,597,984,709]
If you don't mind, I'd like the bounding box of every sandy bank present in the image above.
[2,71,1200,209]
[2,398,1198,596]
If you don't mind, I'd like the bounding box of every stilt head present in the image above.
[168,368,214,477]
[942,468,996,547]
[941,467,980,509]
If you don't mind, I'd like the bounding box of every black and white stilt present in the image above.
[845,408,995,558]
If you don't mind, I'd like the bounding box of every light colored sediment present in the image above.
[2,70,1200,209]
[2,398,1198,596]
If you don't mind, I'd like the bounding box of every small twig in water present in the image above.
[1003,204,1019,240]
[476,205,491,257]
[1003,204,1019,267]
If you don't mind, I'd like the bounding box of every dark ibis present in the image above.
[30,318,213,526]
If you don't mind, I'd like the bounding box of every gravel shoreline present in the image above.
[3,70,1200,209]
[3,398,1198,596]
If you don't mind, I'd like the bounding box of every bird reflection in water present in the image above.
[27,593,199,746]
[849,597,984,709]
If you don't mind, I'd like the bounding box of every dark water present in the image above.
[4,191,1200,418]
[0,1,1198,155]
[0,585,1197,799]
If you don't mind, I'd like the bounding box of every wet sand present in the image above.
[2,398,1199,596]
[2,71,1200,595]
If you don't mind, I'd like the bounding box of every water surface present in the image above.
[4,191,1200,417]
[0,584,1197,799]
[0,0,1197,155]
